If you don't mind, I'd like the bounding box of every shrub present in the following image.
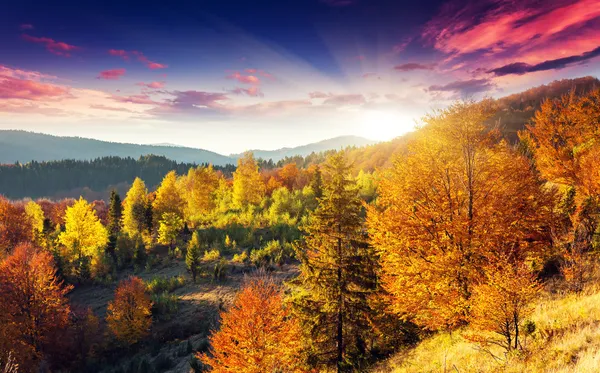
[232,251,249,264]
[202,249,221,262]
[151,292,179,321]
[146,275,186,294]
[213,259,228,281]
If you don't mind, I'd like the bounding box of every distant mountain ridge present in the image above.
[0,131,235,166]
[0,131,378,165]
[231,136,378,161]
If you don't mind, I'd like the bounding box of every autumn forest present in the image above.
[1,78,600,373]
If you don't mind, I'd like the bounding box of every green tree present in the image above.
[158,212,184,249]
[232,152,265,208]
[107,190,122,262]
[122,178,148,237]
[186,231,202,282]
[290,153,379,372]
[310,165,323,199]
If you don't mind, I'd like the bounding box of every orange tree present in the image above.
[367,99,553,331]
[200,276,305,372]
[0,243,72,371]
[106,276,152,345]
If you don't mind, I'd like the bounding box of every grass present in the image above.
[372,285,600,373]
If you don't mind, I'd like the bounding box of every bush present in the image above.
[213,259,228,281]
[232,251,249,264]
[250,240,295,268]
[151,292,179,320]
[145,275,186,294]
[202,249,221,262]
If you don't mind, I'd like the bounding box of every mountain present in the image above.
[232,135,378,161]
[0,131,234,166]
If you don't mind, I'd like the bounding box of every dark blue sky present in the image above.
[1,0,598,153]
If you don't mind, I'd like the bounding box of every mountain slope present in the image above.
[232,135,378,161]
[0,131,234,166]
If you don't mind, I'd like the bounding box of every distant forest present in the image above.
[0,155,235,200]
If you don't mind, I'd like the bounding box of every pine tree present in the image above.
[310,165,323,199]
[107,190,122,262]
[186,231,202,282]
[290,153,379,372]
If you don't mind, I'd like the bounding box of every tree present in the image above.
[468,257,541,353]
[180,166,220,227]
[58,198,109,279]
[279,163,299,190]
[158,212,184,249]
[367,100,553,331]
[200,276,305,372]
[24,200,45,244]
[0,244,72,371]
[122,178,149,237]
[107,190,123,236]
[186,231,202,282]
[106,276,152,346]
[232,152,265,208]
[0,196,32,254]
[290,153,379,372]
[309,165,323,199]
[153,171,185,225]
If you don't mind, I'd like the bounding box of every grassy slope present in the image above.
[372,286,600,373]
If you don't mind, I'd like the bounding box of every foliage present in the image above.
[106,276,152,346]
[180,165,220,227]
[153,171,185,224]
[368,100,554,331]
[58,197,109,279]
[122,178,149,237]
[24,200,45,241]
[151,292,180,321]
[158,212,184,249]
[186,231,203,282]
[290,153,380,371]
[0,196,31,253]
[0,244,72,372]
[232,152,265,208]
[145,275,186,294]
[200,276,305,372]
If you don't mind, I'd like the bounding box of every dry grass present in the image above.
[372,286,600,373]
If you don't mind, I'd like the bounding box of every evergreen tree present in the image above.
[310,165,323,199]
[107,190,122,262]
[290,153,379,372]
[186,231,202,282]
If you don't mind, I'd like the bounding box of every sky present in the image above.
[1,0,599,154]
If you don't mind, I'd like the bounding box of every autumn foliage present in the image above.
[0,243,72,371]
[200,276,305,372]
[106,276,152,346]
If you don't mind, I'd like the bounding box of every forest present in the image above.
[1,84,600,373]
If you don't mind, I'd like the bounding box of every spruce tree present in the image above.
[186,231,202,282]
[107,190,122,262]
[310,165,323,199]
[290,153,379,372]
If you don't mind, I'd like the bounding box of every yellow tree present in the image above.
[468,256,541,352]
[153,171,185,225]
[232,152,265,208]
[122,178,149,237]
[157,212,184,249]
[106,276,152,346]
[367,100,553,330]
[24,201,45,241]
[0,244,72,371]
[200,276,305,372]
[180,166,219,227]
[58,198,109,278]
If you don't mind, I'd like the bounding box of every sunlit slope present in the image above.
[372,286,600,373]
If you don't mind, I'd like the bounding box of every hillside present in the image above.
[231,135,378,161]
[0,131,235,166]
[372,284,600,373]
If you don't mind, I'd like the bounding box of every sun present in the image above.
[360,110,416,141]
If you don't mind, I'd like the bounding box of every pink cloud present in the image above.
[22,34,80,57]
[424,0,600,69]
[245,68,257,73]
[90,104,136,112]
[308,91,332,99]
[0,75,69,100]
[111,94,158,105]
[97,68,126,80]
[227,71,260,85]
[394,63,435,72]
[0,65,57,81]
[0,102,67,116]
[19,24,34,30]
[137,81,166,89]
[362,72,380,79]
[241,99,312,114]
[229,86,264,97]
[108,49,168,70]
[392,37,412,54]
[323,94,366,106]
